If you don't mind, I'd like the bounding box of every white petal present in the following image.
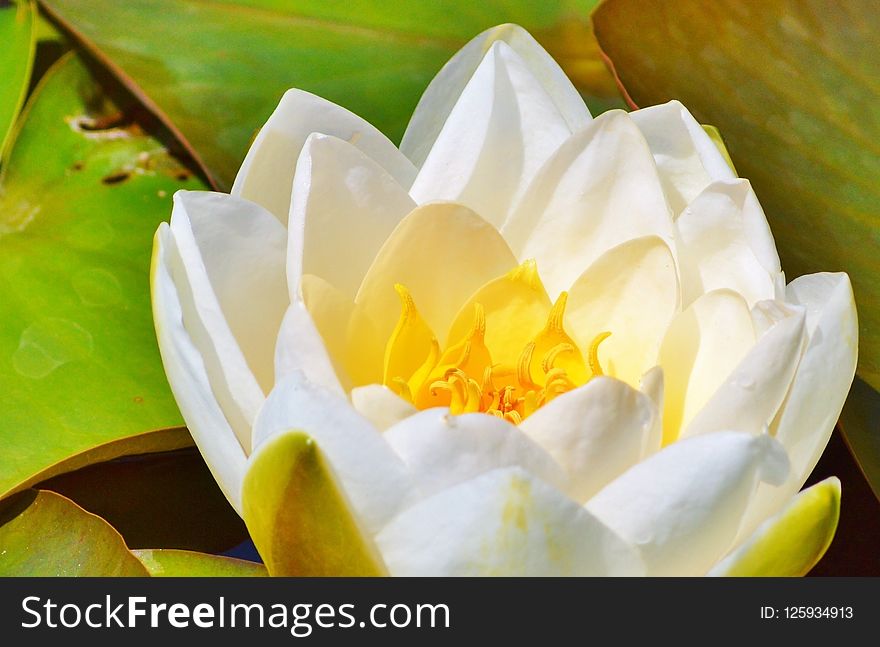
[252,371,410,533]
[736,273,858,538]
[376,467,644,576]
[384,408,566,500]
[273,300,345,395]
[355,202,517,345]
[350,384,417,431]
[171,192,288,392]
[733,180,781,277]
[751,297,793,335]
[629,100,736,214]
[682,304,806,438]
[502,110,674,297]
[675,180,777,308]
[639,366,665,457]
[659,289,756,445]
[519,377,656,502]
[585,432,789,576]
[151,224,247,512]
[288,134,416,300]
[232,89,417,223]
[401,23,590,168]
[409,41,572,228]
[566,236,679,386]
[166,192,289,450]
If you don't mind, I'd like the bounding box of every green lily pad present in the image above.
[0,52,206,499]
[0,490,149,576]
[5,427,191,498]
[592,0,880,390]
[40,447,247,552]
[40,0,620,189]
[839,377,880,501]
[133,549,266,577]
[0,0,35,158]
[242,431,385,576]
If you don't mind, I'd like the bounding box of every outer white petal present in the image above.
[401,23,590,168]
[376,467,644,576]
[166,191,289,450]
[151,224,247,512]
[566,236,679,386]
[675,180,778,308]
[682,304,806,438]
[629,100,735,214]
[350,384,417,432]
[585,432,789,576]
[231,89,417,223]
[409,41,572,228]
[251,371,410,534]
[737,183,783,281]
[273,300,345,394]
[287,134,416,300]
[384,408,566,500]
[659,289,756,444]
[520,378,656,502]
[170,192,288,391]
[502,110,674,297]
[736,273,858,539]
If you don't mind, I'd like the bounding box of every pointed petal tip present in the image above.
[242,429,387,576]
[710,476,841,577]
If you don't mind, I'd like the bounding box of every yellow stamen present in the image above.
[383,284,438,388]
[516,343,539,390]
[588,331,612,377]
[383,272,613,423]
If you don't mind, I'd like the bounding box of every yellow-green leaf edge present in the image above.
[0,490,149,576]
[711,477,841,577]
[134,549,267,577]
[0,0,35,160]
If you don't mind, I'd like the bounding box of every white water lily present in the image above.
[151,24,857,576]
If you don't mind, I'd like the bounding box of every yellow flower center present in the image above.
[381,265,609,423]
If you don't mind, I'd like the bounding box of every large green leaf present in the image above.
[40,448,247,552]
[0,490,149,576]
[40,0,619,189]
[592,0,880,390]
[0,52,206,498]
[839,377,880,501]
[6,427,191,497]
[134,549,266,577]
[0,0,35,159]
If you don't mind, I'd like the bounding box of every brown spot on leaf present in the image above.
[77,111,128,132]
[67,113,144,140]
[102,171,131,186]
[133,396,144,404]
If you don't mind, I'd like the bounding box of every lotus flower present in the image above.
[151,24,857,576]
